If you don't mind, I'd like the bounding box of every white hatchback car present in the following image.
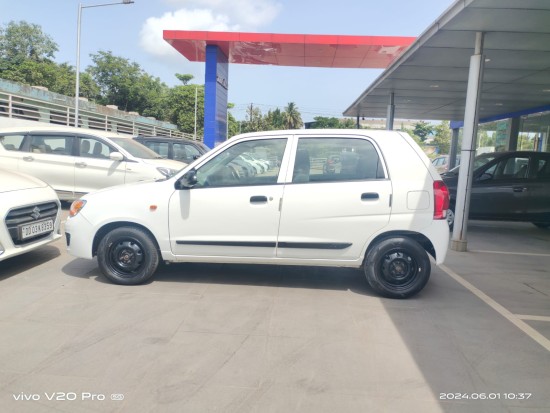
[66,130,450,298]
[0,125,184,201]
[0,169,62,261]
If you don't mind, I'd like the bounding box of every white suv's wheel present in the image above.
[364,237,431,299]
[97,227,159,285]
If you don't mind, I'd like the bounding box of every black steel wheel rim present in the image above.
[446,209,455,227]
[107,238,145,277]
[379,250,419,289]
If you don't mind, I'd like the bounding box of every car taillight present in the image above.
[433,180,450,220]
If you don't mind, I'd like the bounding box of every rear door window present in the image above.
[491,156,530,180]
[30,134,74,156]
[174,143,201,162]
[292,137,385,183]
[0,134,25,151]
[143,141,169,158]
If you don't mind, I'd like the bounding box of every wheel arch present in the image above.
[365,230,437,262]
[92,221,161,257]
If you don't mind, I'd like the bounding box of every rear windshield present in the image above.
[447,153,498,174]
[110,137,162,159]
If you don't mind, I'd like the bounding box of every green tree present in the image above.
[283,102,303,129]
[433,121,451,154]
[310,116,341,128]
[242,103,265,132]
[340,118,356,129]
[413,121,434,142]
[227,103,239,138]
[264,108,285,130]
[132,73,170,120]
[175,73,194,85]
[165,76,204,136]
[0,21,58,63]
[309,116,356,129]
[87,51,142,110]
[402,127,423,146]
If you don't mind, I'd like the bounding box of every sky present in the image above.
[1,0,454,122]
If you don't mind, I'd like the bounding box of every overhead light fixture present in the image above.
[543,89,550,93]
[495,103,503,106]
[429,84,439,88]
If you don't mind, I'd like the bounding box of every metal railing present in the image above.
[0,90,197,140]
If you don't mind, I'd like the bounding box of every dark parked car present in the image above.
[432,154,461,174]
[133,136,209,164]
[442,151,550,229]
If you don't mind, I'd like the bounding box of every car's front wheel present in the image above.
[364,237,431,299]
[97,227,159,285]
[532,222,550,229]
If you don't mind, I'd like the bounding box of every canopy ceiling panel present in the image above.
[344,0,550,121]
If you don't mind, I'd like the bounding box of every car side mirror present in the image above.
[109,152,124,161]
[175,169,198,190]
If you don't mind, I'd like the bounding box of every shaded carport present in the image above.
[344,0,550,251]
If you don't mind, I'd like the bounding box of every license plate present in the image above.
[20,219,54,239]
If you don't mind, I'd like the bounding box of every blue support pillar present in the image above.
[204,45,228,148]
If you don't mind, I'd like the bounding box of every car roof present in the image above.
[135,136,200,142]
[479,151,546,157]
[0,125,130,139]
[234,129,406,138]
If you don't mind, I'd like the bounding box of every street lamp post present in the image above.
[75,0,134,127]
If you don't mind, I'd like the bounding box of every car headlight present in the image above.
[69,200,87,217]
[157,167,177,178]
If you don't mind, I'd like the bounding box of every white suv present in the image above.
[0,169,62,261]
[66,130,450,298]
[0,125,184,201]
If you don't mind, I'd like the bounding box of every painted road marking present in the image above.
[469,249,550,258]
[516,315,550,322]
[440,264,550,353]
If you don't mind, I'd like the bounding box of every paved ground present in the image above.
[0,211,548,413]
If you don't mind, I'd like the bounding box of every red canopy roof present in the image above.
[163,30,415,69]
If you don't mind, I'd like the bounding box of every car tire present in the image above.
[532,222,550,229]
[446,205,455,230]
[364,237,431,299]
[97,226,159,285]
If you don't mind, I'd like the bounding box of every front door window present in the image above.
[195,139,286,187]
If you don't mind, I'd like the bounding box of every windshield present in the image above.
[196,141,210,153]
[447,153,499,174]
[110,137,162,159]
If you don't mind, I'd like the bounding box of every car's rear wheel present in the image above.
[97,227,159,285]
[364,237,431,299]
[446,205,455,229]
[532,222,550,229]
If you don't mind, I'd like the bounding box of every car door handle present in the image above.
[23,156,34,162]
[513,187,527,192]
[250,196,268,204]
[361,192,379,200]
[75,162,88,168]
